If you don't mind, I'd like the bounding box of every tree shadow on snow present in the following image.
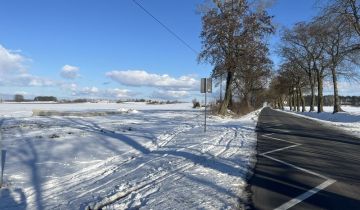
[14,128,43,210]
[0,188,27,210]
[68,118,246,177]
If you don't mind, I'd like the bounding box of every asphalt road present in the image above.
[248,107,360,210]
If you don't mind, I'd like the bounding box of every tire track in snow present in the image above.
[154,113,202,148]
[117,128,243,209]
[87,126,240,209]
[24,112,240,209]
[84,133,217,209]
[65,123,201,203]
[213,128,238,157]
[86,162,195,210]
[24,113,203,208]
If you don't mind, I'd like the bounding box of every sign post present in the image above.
[0,132,5,188]
[201,78,212,132]
[0,150,6,188]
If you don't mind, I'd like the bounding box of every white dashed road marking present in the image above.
[260,133,336,210]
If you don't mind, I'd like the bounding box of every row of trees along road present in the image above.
[269,0,360,113]
[198,0,274,115]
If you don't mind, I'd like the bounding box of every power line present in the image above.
[132,0,198,54]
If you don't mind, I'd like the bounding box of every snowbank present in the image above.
[281,106,360,137]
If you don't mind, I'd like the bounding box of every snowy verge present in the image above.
[276,106,360,138]
[86,109,263,210]
[0,104,262,210]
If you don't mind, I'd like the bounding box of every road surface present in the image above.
[248,107,360,210]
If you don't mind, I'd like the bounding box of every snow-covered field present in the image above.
[282,106,360,137]
[0,102,260,209]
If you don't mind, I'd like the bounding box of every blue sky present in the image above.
[0,0,355,101]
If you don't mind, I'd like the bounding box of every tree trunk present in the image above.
[229,93,233,110]
[317,72,324,113]
[218,72,233,115]
[289,95,292,111]
[299,87,306,112]
[240,93,252,114]
[308,71,315,112]
[292,93,296,112]
[278,98,282,110]
[296,89,300,112]
[331,67,343,113]
[310,83,315,112]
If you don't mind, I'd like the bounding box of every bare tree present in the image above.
[314,13,359,112]
[198,0,274,115]
[233,39,272,112]
[326,0,360,37]
[310,21,330,113]
[323,0,360,51]
[267,76,284,109]
[284,62,308,112]
[267,70,296,111]
[280,22,326,112]
[14,94,24,102]
[272,0,360,113]
[271,61,308,112]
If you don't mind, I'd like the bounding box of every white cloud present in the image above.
[105,88,132,98]
[60,83,78,91]
[152,90,189,100]
[0,44,27,76]
[71,86,132,98]
[60,65,80,79]
[0,44,57,88]
[29,77,56,87]
[75,86,99,95]
[0,73,55,87]
[106,70,198,90]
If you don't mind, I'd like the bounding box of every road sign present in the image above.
[200,78,206,93]
[206,78,212,93]
[200,78,212,93]
[200,78,212,132]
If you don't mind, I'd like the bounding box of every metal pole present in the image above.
[220,74,222,101]
[0,131,4,188]
[0,150,6,188]
[204,91,207,132]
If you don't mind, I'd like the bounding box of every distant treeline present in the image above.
[55,98,181,104]
[118,99,182,105]
[34,96,58,102]
[304,95,360,107]
[2,94,183,104]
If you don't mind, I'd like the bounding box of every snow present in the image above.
[0,102,191,118]
[0,102,261,209]
[281,106,360,137]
